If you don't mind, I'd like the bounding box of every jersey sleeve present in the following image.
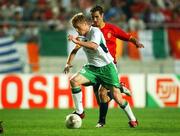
[111,24,131,41]
[89,28,101,45]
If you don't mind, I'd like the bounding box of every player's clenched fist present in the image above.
[68,35,79,44]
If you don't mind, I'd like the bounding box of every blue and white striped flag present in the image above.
[0,36,23,73]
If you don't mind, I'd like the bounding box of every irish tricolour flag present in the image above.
[128,29,169,60]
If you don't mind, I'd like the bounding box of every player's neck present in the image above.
[85,26,91,36]
[100,22,105,29]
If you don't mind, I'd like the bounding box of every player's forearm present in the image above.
[129,36,144,48]
[66,54,74,65]
[76,40,98,50]
[114,26,130,41]
[66,49,78,65]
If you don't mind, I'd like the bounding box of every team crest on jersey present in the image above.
[107,32,111,38]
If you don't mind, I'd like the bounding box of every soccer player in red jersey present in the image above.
[90,5,144,128]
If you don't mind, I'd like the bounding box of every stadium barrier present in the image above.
[0,74,179,109]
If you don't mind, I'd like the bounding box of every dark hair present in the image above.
[90,5,104,15]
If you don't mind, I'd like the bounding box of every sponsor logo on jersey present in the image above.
[107,32,111,38]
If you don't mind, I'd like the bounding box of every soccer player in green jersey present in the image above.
[64,12,138,127]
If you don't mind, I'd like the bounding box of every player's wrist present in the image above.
[76,40,82,46]
[66,63,71,67]
[129,36,139,47]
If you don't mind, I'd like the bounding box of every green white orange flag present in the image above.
[128,29,169,60]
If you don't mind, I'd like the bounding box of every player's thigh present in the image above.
[70,73,91,85]
[98,63,120,89]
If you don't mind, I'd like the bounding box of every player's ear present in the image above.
[101,13,104,19]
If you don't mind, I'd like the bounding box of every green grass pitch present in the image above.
[0,108,180,136]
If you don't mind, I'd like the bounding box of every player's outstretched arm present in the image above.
[68,34,98,50]
[63,45,81,74]
[129,36,144,48]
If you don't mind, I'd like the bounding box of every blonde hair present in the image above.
[71,13,88,28]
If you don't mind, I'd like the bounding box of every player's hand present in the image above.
[63,64,73,74]
[129,36,144,48]
[136,42,144,48]
[68,35,74,41]
[68,35,79,44]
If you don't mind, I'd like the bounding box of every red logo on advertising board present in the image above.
[156,78,179,107]
[0,75,98,109]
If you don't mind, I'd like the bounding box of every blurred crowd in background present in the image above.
[0,0,180,42]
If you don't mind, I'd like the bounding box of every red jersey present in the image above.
[100,23,131,63]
